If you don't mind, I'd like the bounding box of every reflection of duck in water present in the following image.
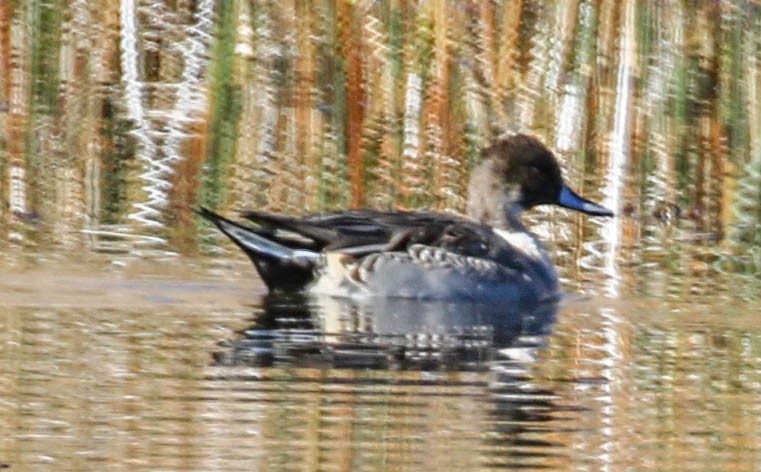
[213,293,559,371]
[199,134,612,304]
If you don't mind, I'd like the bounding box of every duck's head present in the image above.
[467,134,613,225]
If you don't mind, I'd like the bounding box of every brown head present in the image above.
[467,134,613,225]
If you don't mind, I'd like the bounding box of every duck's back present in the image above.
[242,209,463,252]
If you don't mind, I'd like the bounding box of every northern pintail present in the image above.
[198,134,613,304]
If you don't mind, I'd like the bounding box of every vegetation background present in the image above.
[1,0,760,295]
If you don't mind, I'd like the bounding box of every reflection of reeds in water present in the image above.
[728,11,761,252]
[111,0,215,253]
[1,1,761,285]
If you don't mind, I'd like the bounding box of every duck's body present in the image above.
[199,134,612,304]
[199,207,559,303]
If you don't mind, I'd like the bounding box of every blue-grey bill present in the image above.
[557,185,614,217]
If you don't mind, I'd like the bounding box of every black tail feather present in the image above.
[196,207,317,292]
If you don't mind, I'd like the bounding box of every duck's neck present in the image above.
[491,205,529,233]
[467,157,527,231]
[503,205,530,232]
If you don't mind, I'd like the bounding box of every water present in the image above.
[2,265,760,470]
[3,0,761,470]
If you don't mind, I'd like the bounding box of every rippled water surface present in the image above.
[2,261,761,471]
[3,0,761,470]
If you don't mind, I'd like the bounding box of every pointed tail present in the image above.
[196,207,319,292]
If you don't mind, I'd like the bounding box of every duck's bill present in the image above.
[558,185,614,217]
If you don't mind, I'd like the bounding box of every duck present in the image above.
[197,133,613,304]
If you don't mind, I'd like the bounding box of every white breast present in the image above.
[493,228,546,260]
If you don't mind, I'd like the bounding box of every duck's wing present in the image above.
[241,209,463,253]
[241,209,389,249]
[200,207,456,291]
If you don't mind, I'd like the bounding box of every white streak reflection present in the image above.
[120,0,163,228]
[109,0,214,253]
[600,0,636,298]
